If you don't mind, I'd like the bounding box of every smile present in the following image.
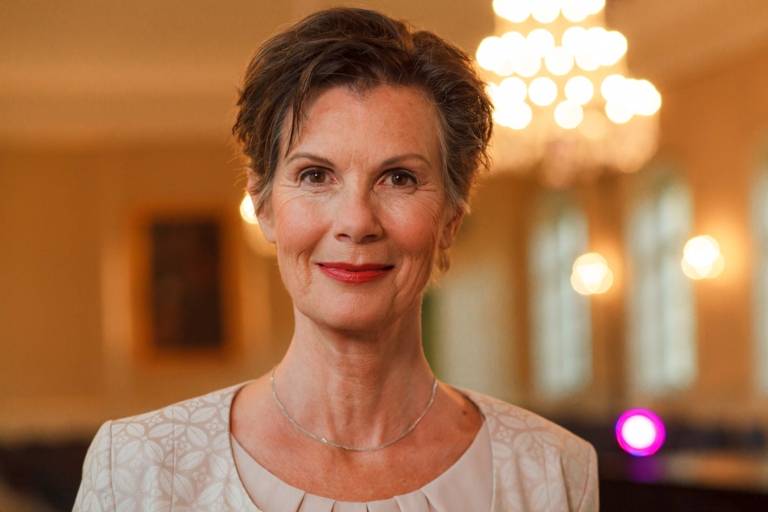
[317,262,395,284]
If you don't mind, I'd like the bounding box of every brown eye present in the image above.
[299,168,329,185]
[385,170,417,188]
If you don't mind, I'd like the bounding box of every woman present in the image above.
[75,7,598,512]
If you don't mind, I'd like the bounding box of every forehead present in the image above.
[281,84,443,165]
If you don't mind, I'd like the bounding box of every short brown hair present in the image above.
[233,6,493,219]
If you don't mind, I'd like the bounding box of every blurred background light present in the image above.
[616,409,666,457]
[571,251,614,295]
[682,235,725,279]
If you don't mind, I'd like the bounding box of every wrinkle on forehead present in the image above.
[279,84,444,169]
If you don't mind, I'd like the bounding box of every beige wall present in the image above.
[0,141,291,440]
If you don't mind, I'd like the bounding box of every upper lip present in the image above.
[318,262,394,271]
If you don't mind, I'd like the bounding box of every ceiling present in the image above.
[2,0,767,146]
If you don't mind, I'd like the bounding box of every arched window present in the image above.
[627,170,695,393]
[752,156,768,392]
[529,193,591,397]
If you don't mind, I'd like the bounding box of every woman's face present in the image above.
[257,84,463,333]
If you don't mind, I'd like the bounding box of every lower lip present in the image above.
[318,265,392,283]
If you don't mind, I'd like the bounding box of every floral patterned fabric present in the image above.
[74,382,598,511]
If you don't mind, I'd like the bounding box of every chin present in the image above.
[302,299,395,335]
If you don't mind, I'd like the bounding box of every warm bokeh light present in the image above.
[477,0,660,179]
[531,0,560,23]
[493,0,532,23]
[527,28,556,57]
[682,235,725,279]
[616,409,666,457]
[554,100,584,129]
[239,193,258,225]
[544,46,574,75]
[570,252,614,295]
[564,75,594,105]
[528,77,558,106]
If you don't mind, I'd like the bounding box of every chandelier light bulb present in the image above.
[682,235,725,279]
[570,252,614,295]
[561,0,590,22]
[605,100,634,124]
[498,76,528,102]
[634,79,662,116]
[600,74,626,101]
[531,0,561,23]
[565,75,594,105]
[529,77,558,106]
[586,0,606,15]
[493,0,532,23]
[599,30,628,66]
[527,28,556,57]
[544,46,574,75]
[554,100,584,129]
[516,50,542,78]
[494,101,533,130]
[562,26,588,56]
[476,36,503,72]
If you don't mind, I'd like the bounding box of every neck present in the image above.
[273,304,437,450]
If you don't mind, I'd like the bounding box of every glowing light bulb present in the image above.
[531,0,560,23]
[682,235,725,279]
[634,79,662,116]
[528,77,558,106]
[598,30,628,66]
[527,28,556,57]
[494,101,533,130]
[564,75,594,105]
[498,77,528,102]
[554,100,583,129]
[493,0,532,23]
[600,74,627,101]
[476,36,503,72]
[605,100,634,124]
[616,409,666,457]
[562,26,588,55]
[585,0,606,15]
[239,194,258,225]
[571,252,614,295]
[561,0,590,22]
[516,50,542,78]
[544,46,574,76]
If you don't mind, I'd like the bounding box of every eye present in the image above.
[383,169,418,188]
[298,168,330,185]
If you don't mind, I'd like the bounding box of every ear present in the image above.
[439,206,465,250]
[254,196,276,244]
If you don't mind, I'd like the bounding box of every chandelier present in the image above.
[476,0,661,186]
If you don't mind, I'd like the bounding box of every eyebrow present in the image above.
[285,152,432,168]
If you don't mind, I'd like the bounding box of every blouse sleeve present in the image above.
[72,421,115,512]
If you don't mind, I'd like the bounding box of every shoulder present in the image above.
[461,388,599,512]
[75,382,255,511]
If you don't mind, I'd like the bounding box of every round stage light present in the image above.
[615,409,666,457]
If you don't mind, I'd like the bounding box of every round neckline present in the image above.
[224,379,490,508]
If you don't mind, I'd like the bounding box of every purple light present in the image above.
[615,408,666,457]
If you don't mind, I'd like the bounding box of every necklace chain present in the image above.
[270,366,438,452]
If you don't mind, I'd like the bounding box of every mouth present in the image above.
[316,262,395,283]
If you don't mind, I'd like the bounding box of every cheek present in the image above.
[385,197,444,260]
[273,199,326,263]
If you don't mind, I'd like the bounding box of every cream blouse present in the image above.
[74,381,599,511]
[230,418,493,512]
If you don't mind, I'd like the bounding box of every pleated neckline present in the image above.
[230,417,492,512]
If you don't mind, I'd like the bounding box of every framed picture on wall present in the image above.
[131,209,239,359]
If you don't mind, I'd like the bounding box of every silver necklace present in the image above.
[270,366,438,452]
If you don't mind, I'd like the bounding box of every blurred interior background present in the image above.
[2,0,768,510]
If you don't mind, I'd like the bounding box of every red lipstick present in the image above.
[317,262,394,283]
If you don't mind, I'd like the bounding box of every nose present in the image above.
[332,186,384,244]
